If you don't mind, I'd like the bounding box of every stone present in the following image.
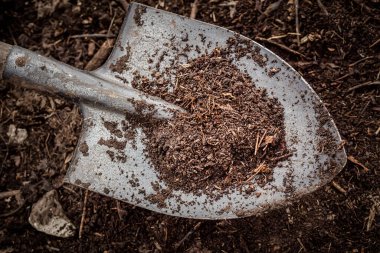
[28,190,76,238]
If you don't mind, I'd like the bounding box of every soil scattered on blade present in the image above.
[133,48,289,194]
[134,5,147,26]
[79,141,89,156]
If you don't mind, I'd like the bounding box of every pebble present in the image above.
[28,190,76,238]
[7,124,27,144]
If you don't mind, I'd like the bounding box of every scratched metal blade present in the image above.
[65,2,346,219]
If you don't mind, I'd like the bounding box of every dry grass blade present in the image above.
[294,0,300,47]
[317,0,329,15]
[347,81,380,92]
[79,190,89,239]
[255,36,309,59]
[85,39,115,71]
[190,0,199,19]
[347,155,369,172]
[116,0,129,12]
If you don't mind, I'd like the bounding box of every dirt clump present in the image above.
[79,141,89,156]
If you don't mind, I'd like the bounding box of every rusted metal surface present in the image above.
[1,2,346,219]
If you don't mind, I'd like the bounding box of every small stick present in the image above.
[348,56,374,67]
[297,238,307,252]
[269,152,293,161]
[348,155,369,172]
[85,39,115,71]
[0,189,20,199]
[114,200,128,220]
[245,163,267,182]
[107,11,117,36]
[369,38,380,48]
[257,129,267,149]
[316,0,329,15]
[331,181,346,194]
[258,0,282,21]
[0,203,25,217]
[375,126,380,135]
[347,81,380,92]
[254,132,260,155]
[79,190,89,239]
[190,0,199,19]
[173,222,202,250]
[116,0,129,12]
[294,0,300,47]
[335,72,353,82]
[69,33,116,39]
[255,37,308,59]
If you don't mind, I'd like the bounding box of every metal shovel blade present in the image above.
[64,2,346,219]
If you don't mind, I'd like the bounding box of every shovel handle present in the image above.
[0,41,184,119]
[0,42,12,80]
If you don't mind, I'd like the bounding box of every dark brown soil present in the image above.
[0,1,379,252]
[79,142,89,157]
[134,48,288,194]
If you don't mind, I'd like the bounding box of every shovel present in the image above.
[0,2,346,219]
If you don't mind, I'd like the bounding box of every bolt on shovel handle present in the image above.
[0,41,184,119]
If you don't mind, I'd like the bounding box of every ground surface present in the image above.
[0,0,379,252]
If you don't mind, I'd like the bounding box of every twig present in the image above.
[116,0,129,12]
[375,126,380,135]
[257,129,267,149]
[7,26,18,45]
[366,200,380,231]
[269,152,293,161]
[0,190,20,199]
[297,238,307,252]
[69,33,116,39]
[369,38,380,48]
[258,0,282,21]
[245,163,269,182]
[62,185,80,197]
[347,81,380,92]
[0,202,25,217]
[190,0,199,19]
[114,200,127,220]
[294,0,300,47]
[173,222,202,250]
[335,72,353,82]
[348,56,374,67]
[79,190,89,239]
[348,155,369,172]
[254,132,260,156]
[331,181,347,194]
[107,10,117,36]
[255,36,308,59]
[316,0,329,15]
[85,39,115,71]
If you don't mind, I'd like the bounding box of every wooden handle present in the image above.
[0,42,12,80]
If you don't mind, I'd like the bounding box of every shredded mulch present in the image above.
[0,1,379,252]
[133,49,287,194]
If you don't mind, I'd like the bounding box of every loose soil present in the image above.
[0,1,379,252]
[133,48,288,195]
